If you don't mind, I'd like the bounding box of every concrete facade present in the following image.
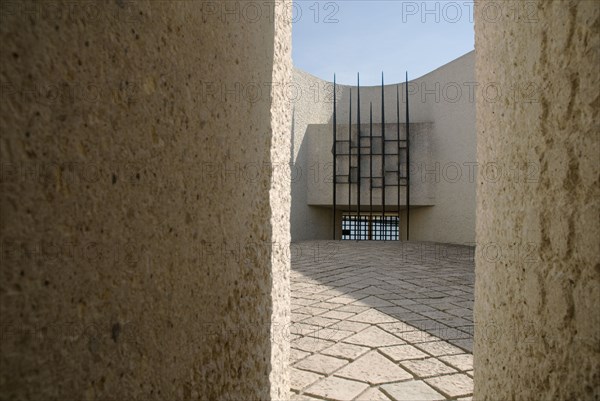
[0,2,291,400]
[474,1,599,400]
[291,52,477,244]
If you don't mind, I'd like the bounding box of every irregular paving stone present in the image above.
[352,295,395,307]
[290,367,323,391]
[380,310,427,322]
[304,376,370,401]
[400,358,458,378]
[292,312,311,321]
[392,298,418,307]
[436,317,473,328]
[327,295,358,304]
[378,321,418,334]
[291,393,323,401]
[328,320,371,333]
[302,316,341,327]
[415,341,465,357]
[404,304,438,313]
[291,323,321,336]
[425,373,474,398]
[295,306,329,316]
[421,310,456,320]
[292,337,336,353]
[294,354,349,375]
[354,387,393,401]
[445,307,472,317]
[292,297,318,306]
[352,285,390,295]
[432,326,471,341]
[395,330,439,344]
[449,338,473,353]
[410,319,451,332]
[290,348,311,363]
[439,354,473,371]
[321,342,370,360]
[313,301,345,310]
[379,344,430,361]
[335,351,413,384]
[348,309,398,324]
[457,325,475,336]
[381,380,446,401]
[295,286,324,294]
[376,305,411,315]
[343,326,405,348]
[321,310,355,320]
[335,305,370,313]
[306,327,355,342]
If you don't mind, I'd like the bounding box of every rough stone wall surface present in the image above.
[0,1,290,400]
[474,1,599,400]
[269,1,292,399]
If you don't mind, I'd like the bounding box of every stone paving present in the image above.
[290,241,475,401]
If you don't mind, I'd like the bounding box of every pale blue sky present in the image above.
[292,1,475,85]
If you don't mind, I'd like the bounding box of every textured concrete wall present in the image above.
[407,52,477,245]
[0,1,290,400]
[474,1,599,400]
[289,69,334,241]
[290,52,476,244]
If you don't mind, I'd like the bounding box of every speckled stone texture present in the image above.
[474,1,599,400]
[1,1,290,400]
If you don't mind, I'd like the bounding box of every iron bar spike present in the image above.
[405,71,410,241]
[348,88,352,225]
[381,72,386,239]
[332,74,337,240]
[396,83,401,240]
[357,73,361,240]
[369,102,373,240]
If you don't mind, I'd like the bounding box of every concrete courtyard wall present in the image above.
[0,2,291,400]
[474,1,599,399]
[291,52,477,244]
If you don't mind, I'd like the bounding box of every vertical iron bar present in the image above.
[381,72,386,239]
[348,88,352,222]
[405,72,410,241]
[369,102,373,241]
[357,73,361,240]
[396,84,401,240]
[332,75,337,240]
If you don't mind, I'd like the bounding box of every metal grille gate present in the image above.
[332,73,411,241]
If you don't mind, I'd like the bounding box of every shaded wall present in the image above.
[0,1,291,400]
[474,1,599,399]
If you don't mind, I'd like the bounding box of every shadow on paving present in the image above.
[289,241,476,401]
[290,240,475,353]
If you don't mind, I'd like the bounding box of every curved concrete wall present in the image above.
[0,2,291,399]
[474,1,599,399]
[291,51,476,244]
